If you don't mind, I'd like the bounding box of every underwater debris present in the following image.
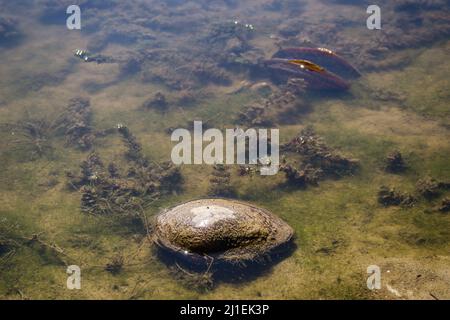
[416,177,450,200]
[154,199,294,269]
[208,164,236,198]
[282,127,359,177]
[377,186,416,207]
[142,92,168,112]
[385,151,407,173]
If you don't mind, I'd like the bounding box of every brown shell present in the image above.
[153,199,294,265]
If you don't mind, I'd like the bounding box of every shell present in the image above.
[273,47,361,79]
[263,58,350,91]
[154,199,294,266]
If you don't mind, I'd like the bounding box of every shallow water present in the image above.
[0,0,449,300]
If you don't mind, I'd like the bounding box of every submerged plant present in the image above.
[68,126,183,219]
[105,254,125,275]
[1,117,54,160]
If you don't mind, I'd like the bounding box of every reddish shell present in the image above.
[273,47,361,79]
[263,58,350,91]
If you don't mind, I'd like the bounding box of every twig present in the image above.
[429,292,439,300]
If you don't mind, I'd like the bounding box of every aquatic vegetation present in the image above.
[279,162,321,187]
[137,49,231,90]
[437,197,450,213]
[0,217,71,271]
[238,78,307,126]
[118,125,146,165]
[0,219,20,267]
[53,98,96,151]
[71,152,156,216]
[68,126,182,217]
[0,97,104,160]
[105,254,125,275]
[189,62,232,86]
[416,177,450,200]
[202,21,255,48]
[377,186,416,207]
[282,127,359,178]
[376,174,450,211]
[1,117,54,160]
[385,151,407,173]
